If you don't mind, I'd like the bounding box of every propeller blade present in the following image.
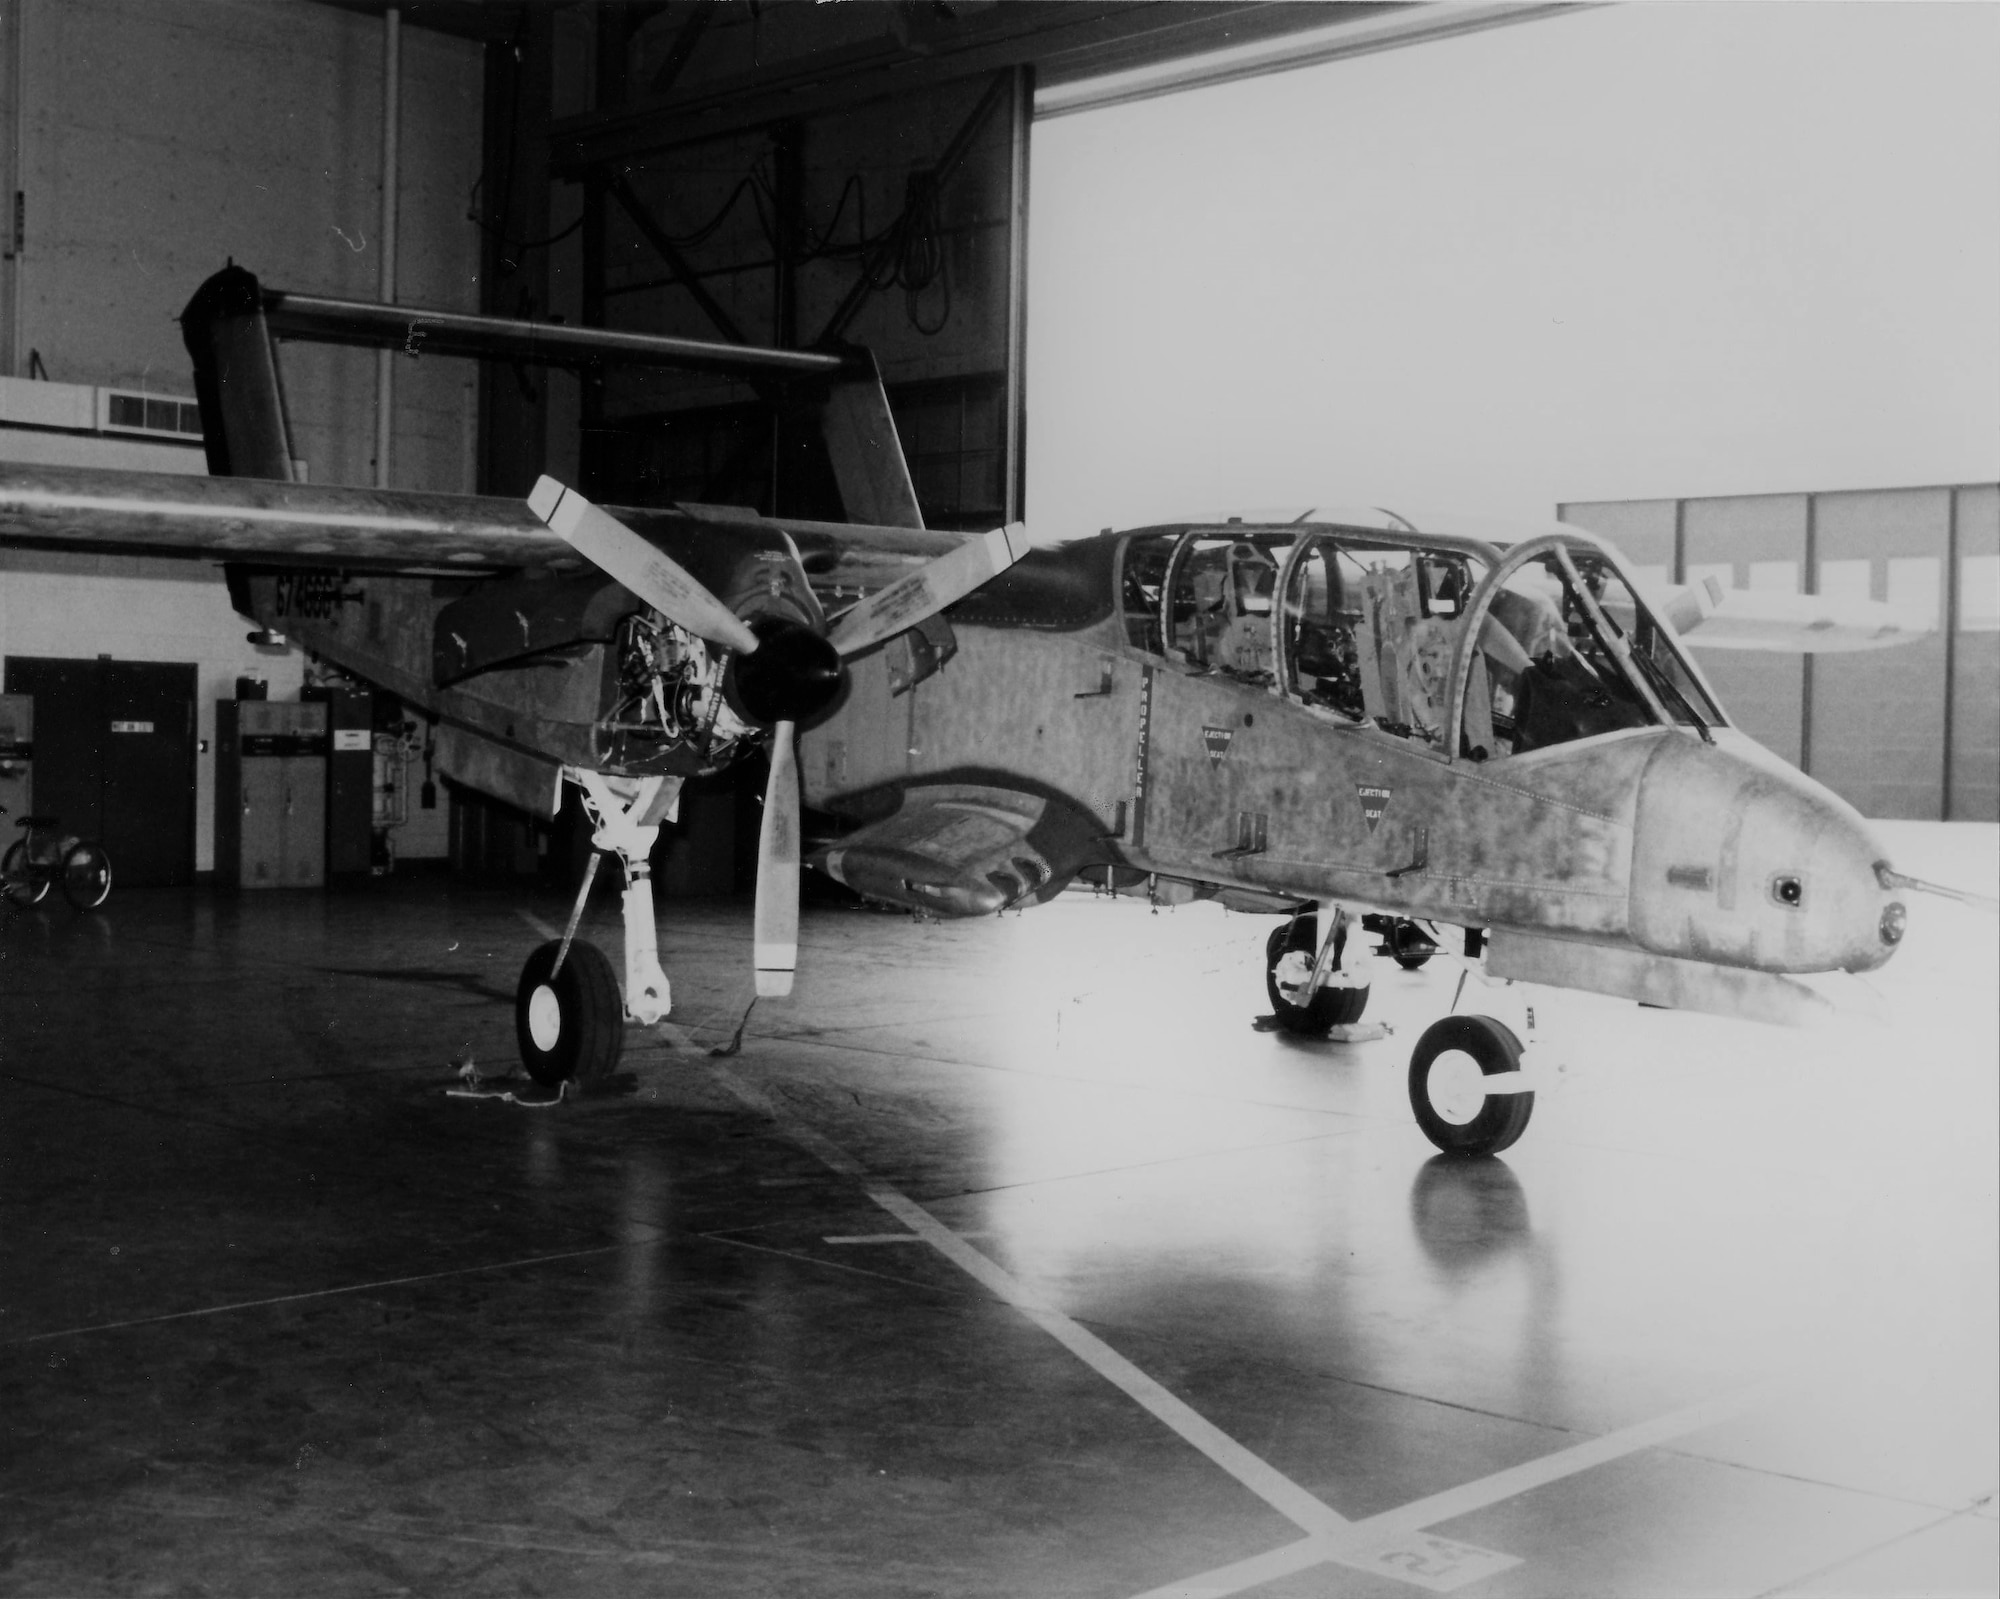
[825,522,1029,658]
[528,475,760,655]
[753,719,801,998]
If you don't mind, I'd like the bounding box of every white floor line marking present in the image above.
[1128,1380,1784,1598]
[1122,1537,1328,1599]
[518,911,559,939]
[701,1063,1796,1599]
[1341,1377,1783,1548]
[6,1246,620,1347]
[823,1231,995,1245]
[707,1065,1356,1540]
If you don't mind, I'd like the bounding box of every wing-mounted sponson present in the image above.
[811,782,1115,917]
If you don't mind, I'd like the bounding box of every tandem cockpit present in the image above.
[1118,512,1726,759]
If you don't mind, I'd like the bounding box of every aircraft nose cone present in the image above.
[1631,731,1899,974]
[724,616,845,727]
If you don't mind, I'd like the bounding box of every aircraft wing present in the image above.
[1637,574,1934,653]
[0,463,965,591]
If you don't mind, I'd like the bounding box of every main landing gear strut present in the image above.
[1262,906,1548,1156]
[514,770,681,1089]
[1265,908,1373,1034]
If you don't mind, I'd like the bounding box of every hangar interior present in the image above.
[1,4,1995,1597]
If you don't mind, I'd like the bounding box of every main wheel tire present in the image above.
[1264,917,1370,1034]
[2,839,47,905]
[1408,1015,1534,1156]
[515,939,625,1088]
[1389,919,1436,971]
[61,842,111,910]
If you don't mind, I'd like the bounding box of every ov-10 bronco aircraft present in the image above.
[0,264,1971,1156]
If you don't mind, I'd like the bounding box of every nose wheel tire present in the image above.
[61,842,111,910]
[1265,917,1370,1034]
[1409,1014,1534,1156]
[515,939,625,1088]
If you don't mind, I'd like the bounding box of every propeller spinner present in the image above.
[527,476,1029,999]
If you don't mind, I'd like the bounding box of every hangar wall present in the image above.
[1560,483,2000,821]
[491,5,1033,532]
[2,0,483,490]
[0,0,484,872]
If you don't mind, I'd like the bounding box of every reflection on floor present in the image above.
[1,822,1993,1597]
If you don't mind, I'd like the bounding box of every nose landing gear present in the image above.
[1407,1014,1535,1156]
[512,769,684,1089]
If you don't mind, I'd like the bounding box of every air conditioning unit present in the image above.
[97,388,204,441]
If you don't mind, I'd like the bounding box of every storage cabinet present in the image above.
[216,701,326,888]
[304,686,374,875]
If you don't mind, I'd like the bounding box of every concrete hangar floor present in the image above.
[1,824,1993,1598]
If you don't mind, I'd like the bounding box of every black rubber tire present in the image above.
[2,839,47,905]
[61,842,111,910]
[1264,917,1369,1033]
[515,938,625,1088]
[1389,919,1436,971]
[1408,1015,1534,1157]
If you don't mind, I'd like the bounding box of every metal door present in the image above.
[2,658,102,843]
[0,694,31,828]
[102,662,197,886]
[2,657,196,884]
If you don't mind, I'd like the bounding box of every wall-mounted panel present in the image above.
[13,0,482,491]
[1560,482,1994,820]
[1683,494,1808,768]
[1950,483,2000,821]
[1810,487,1952,820]
[1557,498,1677,583]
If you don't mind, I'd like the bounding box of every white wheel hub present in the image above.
[527,983,563,1052]
[1273,950,1315,1003]
[1426,1049,1490,1125]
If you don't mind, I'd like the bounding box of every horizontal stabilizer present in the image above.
[260,287,845,381]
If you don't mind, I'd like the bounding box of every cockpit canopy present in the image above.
[1120,520,1725,759]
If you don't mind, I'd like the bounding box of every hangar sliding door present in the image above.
[551,67,1033,534]
[1,657,197,885]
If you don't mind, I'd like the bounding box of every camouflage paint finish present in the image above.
[804,527,1901,980]
[805,600,1647,944]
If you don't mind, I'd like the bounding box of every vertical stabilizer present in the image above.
[821,352,923,530]
[180,265,296,481]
